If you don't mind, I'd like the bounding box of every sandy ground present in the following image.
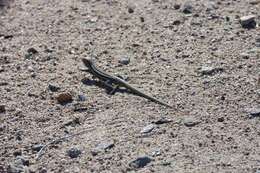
[0,0,260,172]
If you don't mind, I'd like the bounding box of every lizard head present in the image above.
[81,57,94,69]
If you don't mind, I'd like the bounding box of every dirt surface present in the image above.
[1,0,260,172]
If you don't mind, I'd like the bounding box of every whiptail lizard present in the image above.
[81,57,173,108]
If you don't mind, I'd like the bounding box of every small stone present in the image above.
[129,156,152,168]
[27,66,34,72]
[240,15,256,29]
[128,7,134,13]
[152,117,172,125]
[183,116,200,127]
[151,149,161,157]
[78,94,86,101]
[27,47,38,54]
[240,52,250,59]
[48,84,60,92]
[199,66,223,76]
[32,144,44,152]
[119,57,130,65]
[245,108,260,118]
[67,147,82,158]
[182,2,193,14]
[95,141,114,151]
[0,66,4,72]
[13,150,22,157]
[56,92,73,104]
[0,105,6,113]
[173,4,181,10]
[141,124,155,133]
[140,17,144,22]
[217,117,224,122]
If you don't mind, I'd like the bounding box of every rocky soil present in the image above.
[0,0,260,172]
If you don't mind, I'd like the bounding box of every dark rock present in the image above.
[217,117,224,122]
[0,105,5,113]
[172,20,182,25]
[119,57,130,65]
[67,147,82,158]
[128,7,134,13]
[183,116,200,127]
[32,144,44,152]
[173,4,181,10]
[141,124,155,133]
[182,2,193,14]
[152,117,172,125]
[129,156,152,168]
[0,66,4,72]
[48,84,60,92]
[140,17,144,22]
[78,94,86,101]
[199,66,223,76]
[56,92,73,104]
[245,108,260,118]
[13,150,22,157]
[240,15,256,29]
[27,47,38,54]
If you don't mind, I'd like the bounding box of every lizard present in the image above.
[81,57,173,108]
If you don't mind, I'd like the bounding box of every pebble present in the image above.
[78,94,87,101]
[32,144,44,152]
[183,116,200,127]
[152,117,172,125]
[95,141,114,151]
[128,7,134,13]
[240,15,256,29]
[129,156,152,168]
[199,66,223,76]
[173,4,181,10]
[67,147,82,158]
[0,105,6,113]
[245,108,260,118]
[27,47,38,54]
[240,52,250,59]
[56,92,73,104]
[119,57,130,65]
[182,2,193,14]
[217,117,225,122]
[0,66,4,72]
[151,149,161,157]
[27,66,34,72]
[48,84,60,92]
[141,124,155,133]
[140,17,144,22]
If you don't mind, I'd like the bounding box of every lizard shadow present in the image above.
[81,78,129,95]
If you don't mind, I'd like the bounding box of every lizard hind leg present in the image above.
[101,80,119,95]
